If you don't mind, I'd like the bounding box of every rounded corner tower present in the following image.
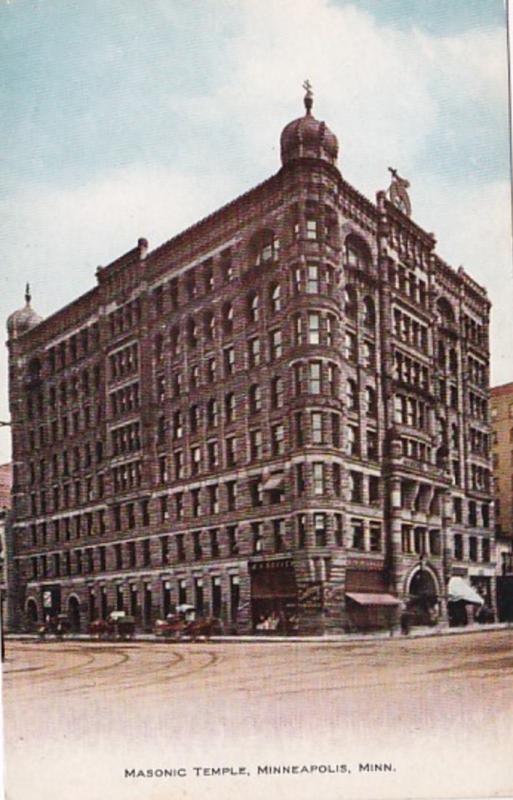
[7,284,43,341]
[280,84,339,168]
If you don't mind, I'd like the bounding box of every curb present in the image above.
[6,622,513,646]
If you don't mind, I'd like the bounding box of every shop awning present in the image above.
[262,473,284,491]
[447,577,484,605]
[346,592,401,607]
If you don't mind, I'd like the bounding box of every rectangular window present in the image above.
[252,522,264,554]
[193,531,202,561]
[369,475,380,504]
[191,488,201,517]
[191,446,201,475]
[175,492,183,520]
[469,536,478,562]
[314,513,326,546]
[308,362,321,394]
[249,337,260,368]
[226,480,237,511]
[370,523,381,552]
[308,312,320,345]
[313,462,324,495]
[160,495,168,522]
[295,314,303,345]
[331,413,340,447]
[345,332,357,363]
[207,440,219,469]
[224,346,235,375]
[208,484,219,514]
[176,534,185,561]
[249,477,263,507]
[250,429,262,460]
[333,463,342,496]
[311,412,323,444]
[226,436,236,467]
[307,264,319,294]
[351,519,364,550]
[349,471,363,503]
[227,525,238,555]
[272,424,284,455]
[482,538,490,562]
[273,519,285,552]
[270,329,282,361]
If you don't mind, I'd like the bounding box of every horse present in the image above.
[88,618,115,639]
[184,617,223,642]
[154,615,188,640]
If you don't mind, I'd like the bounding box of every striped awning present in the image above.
[346,592,401,607]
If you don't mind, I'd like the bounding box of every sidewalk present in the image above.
[6,621,513,645]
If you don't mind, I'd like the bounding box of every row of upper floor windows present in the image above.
[28,442,104,485]
[393,349,429,389]
[46,323,100,374]
[107,298,142,340]
[467,354,487,388]
[394,394,428,430]
[25,364,101,421]
[26,405,103,451]
[344,289,376,330]
[389,264,428,307]
[393,306,428,351]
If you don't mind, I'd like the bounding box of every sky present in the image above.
[0,0,512,463]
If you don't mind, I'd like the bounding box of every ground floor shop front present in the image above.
[16,556,497,636]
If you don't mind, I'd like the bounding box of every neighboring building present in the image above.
[491,382,513,620]
[0,462,12,628]
[6,90,496,635]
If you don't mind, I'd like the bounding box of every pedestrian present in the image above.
[400,609,410,636]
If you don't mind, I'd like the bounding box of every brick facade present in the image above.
[491,384,513,574]
[6,97,496,634]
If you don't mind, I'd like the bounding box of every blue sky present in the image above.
[0,0,511,461]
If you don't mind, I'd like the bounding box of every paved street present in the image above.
[4,630,513,800]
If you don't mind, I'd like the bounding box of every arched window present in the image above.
[247,292,260,323]
[222,302,234,335]
[436,297,455,327]
[344,285,357,319]
[345,234,372,269]
[366,386,377,417]
[362,296,376,329]
[269,283,281,313]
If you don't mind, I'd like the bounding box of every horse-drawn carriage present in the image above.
[38,614,70,640]
[88,611,136,640]
[154,604,222,641]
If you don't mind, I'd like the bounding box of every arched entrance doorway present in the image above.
[26,598,38,627]
[68,596,81,633]
[407,567,440,626]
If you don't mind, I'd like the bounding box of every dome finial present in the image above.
[303,79,313,115]
[25,283,31,305]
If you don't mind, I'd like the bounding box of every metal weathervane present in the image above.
[388,166,412,216]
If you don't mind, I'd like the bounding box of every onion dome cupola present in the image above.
[280,81,339,167]
[7,284,43,339]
